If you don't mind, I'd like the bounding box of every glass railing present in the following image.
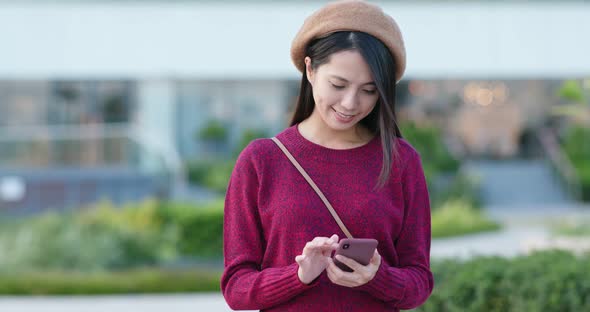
[0,123,181,214]
[0,123,166,173]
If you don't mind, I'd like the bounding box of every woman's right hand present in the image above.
[295,234,339,284]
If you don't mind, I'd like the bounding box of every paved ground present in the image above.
[0,294,243,312]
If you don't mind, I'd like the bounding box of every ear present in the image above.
[304,56,315,85]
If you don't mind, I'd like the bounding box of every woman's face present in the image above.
[305,50,379,133]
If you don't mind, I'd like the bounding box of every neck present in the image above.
[298,113,373,149]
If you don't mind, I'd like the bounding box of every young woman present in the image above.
[221,1,433,311]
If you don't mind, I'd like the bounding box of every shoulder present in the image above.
[394,137,424,174]
[235,126,294,168]
[236,138,277,166]
[396,138,422,162]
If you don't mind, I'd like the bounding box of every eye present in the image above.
[364,89,377,95]
[330,83,345,89]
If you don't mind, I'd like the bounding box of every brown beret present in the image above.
[290,0,406,82]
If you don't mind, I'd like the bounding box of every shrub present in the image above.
[561,125,590,201]
[400,121,460,177]
[0,200,179,272]
[0,200,225,273]
[431,198,500,239]
[186,160,234,193]
[158,200,224,259]
[197,120,228,142]
[415,250,590,312]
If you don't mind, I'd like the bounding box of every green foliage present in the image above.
[188,127,267,193]
[0,200,225,273]
[186,160,210,183]
[0,269,220,295]
[234,128,268,156]
[431,198,500,239]
[562,126,590,164]
[197,119,228,142]
[0,200,178,272]
[415,251,590,312]
[558,80,585,103]
[157,201,224,259]
[399,121,481,211]
[561,125,590,201]
[400,121,460,184]
[551,217,590,237]
[186,160,234,193]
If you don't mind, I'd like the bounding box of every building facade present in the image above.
[1,1,589,210]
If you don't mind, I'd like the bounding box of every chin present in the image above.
[327,119,358,131]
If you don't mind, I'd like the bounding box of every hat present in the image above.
[290,0,406,82]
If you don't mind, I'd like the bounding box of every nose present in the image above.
[340,90,358,111]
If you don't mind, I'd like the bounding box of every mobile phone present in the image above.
[333,238,378,272]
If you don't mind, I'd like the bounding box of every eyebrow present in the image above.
[330,75,376,86]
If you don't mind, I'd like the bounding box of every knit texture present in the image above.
[221,125,433,311]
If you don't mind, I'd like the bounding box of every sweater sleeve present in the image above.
[220,142,318,310]
[356,147,434,309]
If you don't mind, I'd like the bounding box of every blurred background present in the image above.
[0,0,589,311]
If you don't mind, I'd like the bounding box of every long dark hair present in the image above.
[290,31,402,188]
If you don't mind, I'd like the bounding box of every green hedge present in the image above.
[1,250,588,310]
[0,200,224,272]
[0,197,498,274]
[157,201,224,259]
[415,250,590,312]
[0,269,220,295]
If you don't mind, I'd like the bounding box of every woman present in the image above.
[221,1,433,311]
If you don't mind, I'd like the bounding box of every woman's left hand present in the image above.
[325,250,382,287]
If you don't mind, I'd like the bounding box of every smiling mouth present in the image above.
[333,108,355,119]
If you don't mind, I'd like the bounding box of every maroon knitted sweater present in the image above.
[221,125,433,311]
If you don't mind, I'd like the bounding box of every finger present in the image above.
[329,234,339,244]
[334,254,363,272]
[326,263,357,287]
[303,240,323,253]
[305,243,333,254]
[327,257,356,280]
[370,250,381,265]
[312,236,328,243]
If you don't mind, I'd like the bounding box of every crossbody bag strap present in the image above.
[271,137,354,239]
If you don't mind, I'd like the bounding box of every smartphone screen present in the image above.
[333,238,378,272]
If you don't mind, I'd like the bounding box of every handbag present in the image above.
[271,137,353,239]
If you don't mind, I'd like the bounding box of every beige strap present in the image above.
[271,137,353,239]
